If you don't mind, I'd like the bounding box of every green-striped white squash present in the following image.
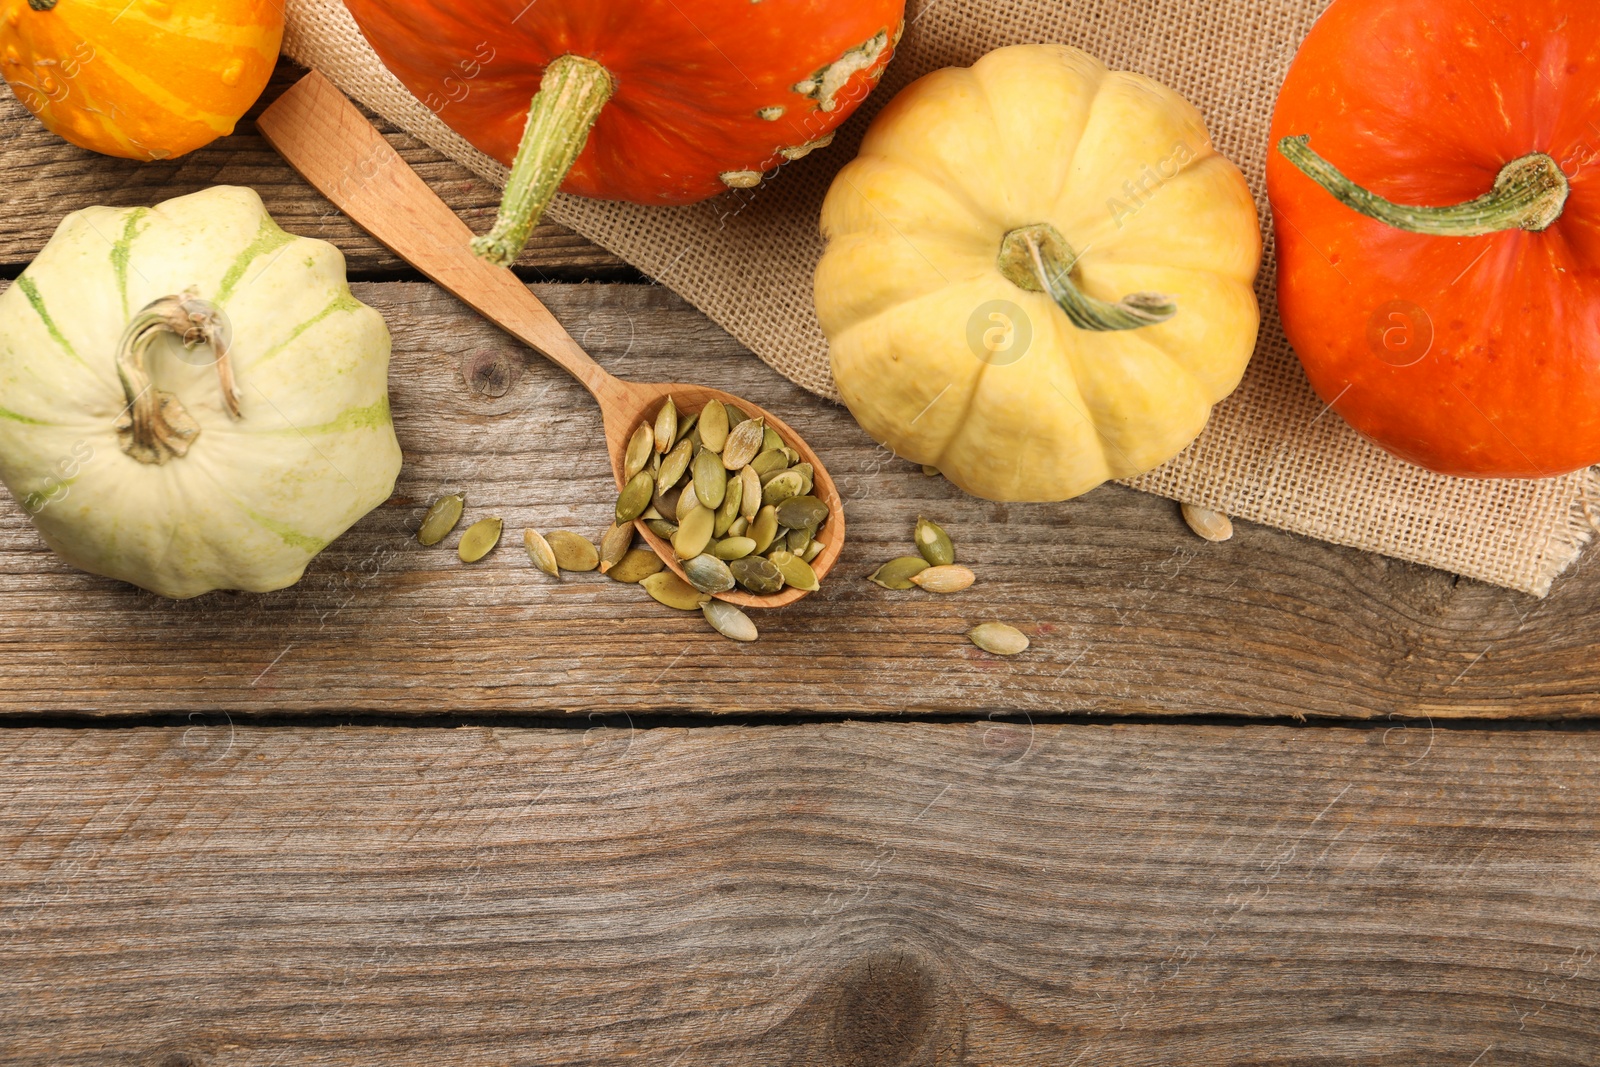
[0,186,402,599]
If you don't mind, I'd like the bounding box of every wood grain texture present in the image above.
[1,721,1596,1065]
[0,280,1599,717]
[0,61,632,280]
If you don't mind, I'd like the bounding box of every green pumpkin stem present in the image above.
[115,290,240,466]
[1276,135,1569,235]
[998,223,1177,331]
[472,54,614,268]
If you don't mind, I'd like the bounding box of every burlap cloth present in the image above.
[283,0,1600,597]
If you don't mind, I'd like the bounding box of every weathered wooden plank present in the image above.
[0,61,633,280]
[0,280,1598,718]
[0,721,1595,1065]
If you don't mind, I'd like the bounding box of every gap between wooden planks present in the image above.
[0,280,1598,717]
[1,720,1596,1066]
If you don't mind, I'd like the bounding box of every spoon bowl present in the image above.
[258,71,842,607]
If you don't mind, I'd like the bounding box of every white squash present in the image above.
[0,186,402,598]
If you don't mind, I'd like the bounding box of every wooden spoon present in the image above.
[258,72,843,609]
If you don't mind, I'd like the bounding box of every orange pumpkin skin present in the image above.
[343,0,906,206]
[0,0,283,161]
[1267,0,1600,478]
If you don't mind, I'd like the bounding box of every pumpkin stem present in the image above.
[472,54,614,268]
[1276,135,1570,235]
[997,223,1177,331]
[115,290,241,466]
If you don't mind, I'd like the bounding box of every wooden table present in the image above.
[1,64,1596,1065]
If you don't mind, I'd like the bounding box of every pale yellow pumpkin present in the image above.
[816,44,1261,502]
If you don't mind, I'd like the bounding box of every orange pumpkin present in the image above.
[0,0,283,161]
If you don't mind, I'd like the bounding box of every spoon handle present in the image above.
[258,71,617,399]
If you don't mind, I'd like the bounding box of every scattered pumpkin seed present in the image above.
[726,516,750,538]
[624,424,654,480]
[524,529,560,576]
[654,396,678,453]
[775,495,829,530]
[749,505,780,554]
[730,555,784,594]
[645,518,679,540]
[673,506,716,559]
[922,464,941,477]
[702,600,758,642]
[599,523,632,573]
[698,399,730,452]
[868,556,929,590]
[641,570,710,610]
[458,517,503,563]
[762,469,804,507]
[658,438,693,490]
[909,564,975,593]
[713,536,758,561]
[750,450,790,478]
[767,549,820,591]
[546,530,599,572]
[417,493,465,546]
[722,418,766,469]
[714,475,743,537]
[1181,502,1234,542]
[738,466,762,521]
[693,448,728,509]
[676,479,702,522]
[684,553,736,594]
[914,516,955,566]
[968,622,1029,656]
[608,547,664,584]
[616,470,655,523]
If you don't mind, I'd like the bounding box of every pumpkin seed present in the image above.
[458,517,503,563]
[703,600,758,642]
[645,518,678,540]
[909,564,975,593]
[724,402,749,429]
[786,525,815,553]
[722,418,766,469]
[868,556,930,590]
[641,570,710,610]
[653,480,682,519]
[750,450,790,478]
[616,470,655,523]
[793,462,814,496]
[730,555,784,594]
[726,516,750,538]
[968,622,1029,656]
[624,424,654,480]
[1181,502,1234,543]
[693,448,727,509]
[417,493,465,546]
[654,396,678,453]
[712,536,757,561]
[608,547,665,584]
[767,549,820,591]
[684,553,736,594]
[914,516,955,566]
[676,479,701,522]
[715,475,743,537]
[738,466,761,521]
[524,528,560,576]
[599,523,632,573]
[762,427,784,453]
[677,410,699,442]
[698,399,730,452]
[922,464,941,477]
[749,505,780,554]
[683,423,702,451]
[802,540,824,564]
[673,505,716,559]
[775,495,829,530]
[782,447,800,465]
[546,530,599,572]
[658,438,693,490]
[762,469,804,507]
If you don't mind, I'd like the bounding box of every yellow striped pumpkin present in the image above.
[0,187,402,598]
[0,0,283,160]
